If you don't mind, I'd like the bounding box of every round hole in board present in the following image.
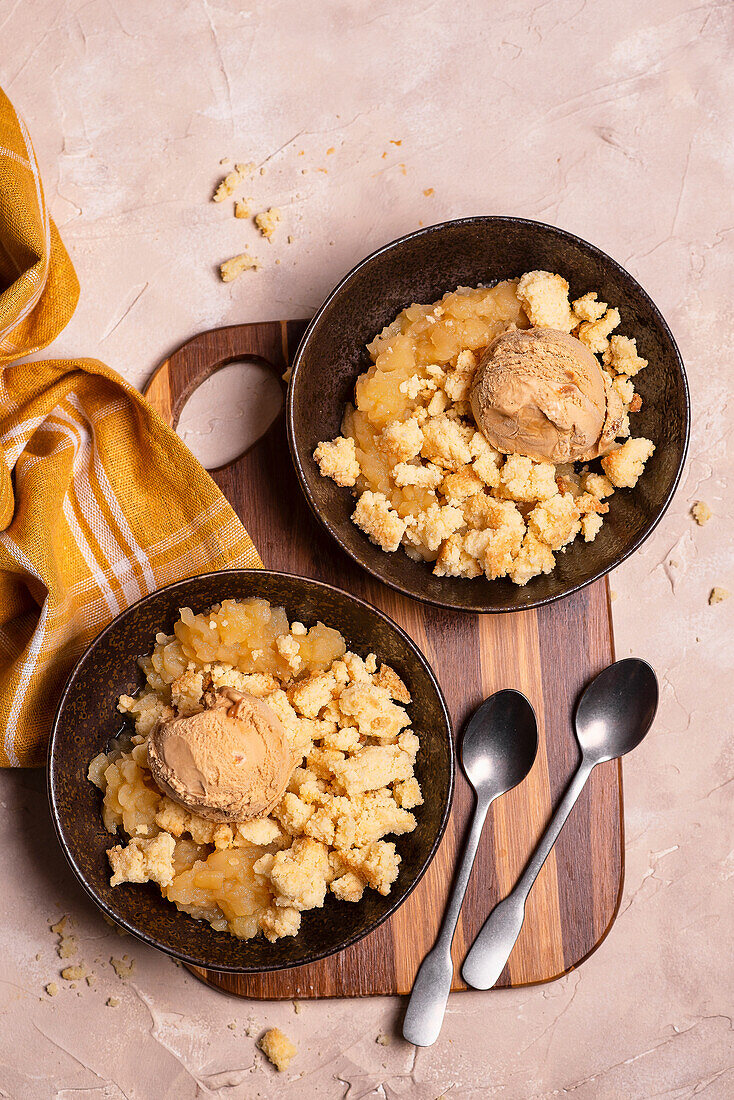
[176,358,283,470]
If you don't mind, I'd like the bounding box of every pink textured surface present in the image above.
[1,2,732,1096]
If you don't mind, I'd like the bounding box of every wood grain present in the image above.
[144,320,624,998]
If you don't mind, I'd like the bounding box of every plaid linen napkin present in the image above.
[0,89,262,766]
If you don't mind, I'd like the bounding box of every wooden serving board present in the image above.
[144,320,622,999]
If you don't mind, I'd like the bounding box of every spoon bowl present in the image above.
[575,658,658,764]
[462,690,539,798]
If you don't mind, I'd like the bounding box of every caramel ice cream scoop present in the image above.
[470,327,621,463]
[148,689,293,822]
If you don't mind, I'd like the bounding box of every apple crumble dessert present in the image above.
[314,272,655,585]
[88,598,423,942]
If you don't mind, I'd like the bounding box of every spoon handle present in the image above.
[403,795,490,1047]
[462,758,594,990]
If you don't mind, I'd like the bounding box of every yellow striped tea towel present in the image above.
[0,88,261,766]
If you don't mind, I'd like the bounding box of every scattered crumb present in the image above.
[287,235,294,244]
[110,956,135,979]
[259,166,265,175]
[220,253,261,282]
[423,188,434,196]
[390,139,402,146]
[213,162,255,202]
[258,1027,297,1072]
[292,1000,302,1014]
[35,953,41,961]
[381,151,387,159]
[219,157,230,166]
[692,501,712,526]
[709,586,730,605]
[50,916,69,935]
[376,1033,391,1046]
[85,974,96,986]
[228,1021,237,1031]
[326,147,335,155]
[234,199,250,219]
[610,589,618,602]
[106,997,120,1008]
[61,965,86,982]
[255,208,282,239]
[399,163,406,175]
[45,982,59,997]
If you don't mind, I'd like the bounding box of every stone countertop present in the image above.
[1,1,732,1097]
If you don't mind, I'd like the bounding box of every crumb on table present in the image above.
[220,253,261,282]
[709,586,730,605]
[213,162,255,202]
[45,982,59,997]
[692,501,712,526]
[258,1027,297,1071]
[255,207,282,239]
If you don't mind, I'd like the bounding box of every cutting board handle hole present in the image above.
[176,357,283,471]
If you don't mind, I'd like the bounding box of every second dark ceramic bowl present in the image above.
[287,217,689,612]
[48,570,453,972]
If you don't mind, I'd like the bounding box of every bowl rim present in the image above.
[47,568,455,973]
[286,214,691,613]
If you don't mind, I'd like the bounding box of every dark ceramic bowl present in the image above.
[48,570,453,972]
[288,216,689,612]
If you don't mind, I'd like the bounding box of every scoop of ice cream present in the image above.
[470,327,619,463]
[148,689,293,823]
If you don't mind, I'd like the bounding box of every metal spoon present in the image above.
[402,690,538,1047]
[462,658,658,991]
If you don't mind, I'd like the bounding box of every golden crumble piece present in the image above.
[527,494,581,551]
[517,270,575,332]
[578,308,621,354]
[433,531,483,579]
[321,725,360,752]
[219,252,261,281]
[612,375,635,405]
[45,982,59,997]
[266,837,331,911]
[338,683,410,740]
[499,454,558,502]
[330,745,414,796]
[427,389,449,416]
[353,491,406,552]
[313,436,361,487]
[330,871,366,902]
[379,418,424,463]
[289,670,337,718]
[259,1027,297,1072]
[275,791,314,833]
[235,818,283,845]
[692,501,712,526]
[374,664,411,704]
[275,634,303,675]
[581,512,604,542]
[255,207,282,239]
[441,466,485,502]
[709,586,730,605]
[108,832,176,889]
[341,840,401,895]
[393,461,443,489]
[405,502,465,553]
[572,291,607,323]
[170,668,205,717]
[603,335,648,377]
[61,965,87,982]
[234,199,249,218]
[212,161,255,202]
[421,415,473,470]
[601,437,655,488]
[259,905,301,942]
[581,470,615,500]
[509,531,555,586]
[470,431,502,487]
[393,776,423,809]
